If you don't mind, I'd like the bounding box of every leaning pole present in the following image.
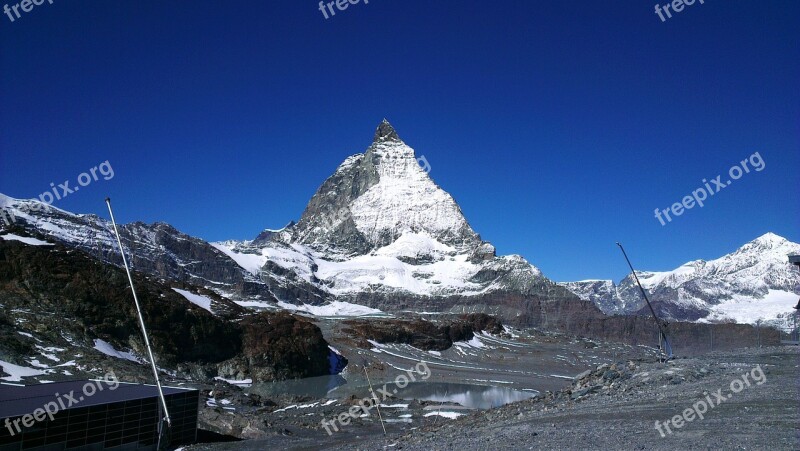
[616,242,673,361]
[105,198,172,448]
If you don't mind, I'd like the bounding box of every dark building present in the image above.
[0,380,199,450]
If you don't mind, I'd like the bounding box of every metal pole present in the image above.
[756,320,761,348]
[710,326,713,351]
[363,366,386,436]
[105,198,172,427]
[616,242,672,360]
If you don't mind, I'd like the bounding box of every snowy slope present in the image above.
[213,238,534,298]
[172,288,214,313]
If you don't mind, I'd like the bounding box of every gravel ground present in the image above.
[357,346,800,450]
[186,346,799,450]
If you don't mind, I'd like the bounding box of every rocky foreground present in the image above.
[360,346,800,450]
[188,345,799,450]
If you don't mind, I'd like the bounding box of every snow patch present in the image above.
[0,360,47,381]
[423,411,463,419]
[211,242,268,276]
[277,300,382,317]
[0,234,53,246]
[93,339,145,364]
[213,377,253,386]
[702,290,798,325]
[172,288,214,313]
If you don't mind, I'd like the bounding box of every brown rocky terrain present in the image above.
[0,232,332,384]
[340,313,503,351]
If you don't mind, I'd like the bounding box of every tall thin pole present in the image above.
[616,242,673,360]
[756,319,761,348]
[363,366,386,436]
[105,198,172,427]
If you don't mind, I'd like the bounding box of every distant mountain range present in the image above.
[1,120,797,330]
[561,233,800,329]
[3,119,795,387]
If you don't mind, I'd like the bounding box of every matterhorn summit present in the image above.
[286,119,481,257]
[215,120,562,310]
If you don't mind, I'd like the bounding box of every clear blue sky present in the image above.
[1,1,798,282]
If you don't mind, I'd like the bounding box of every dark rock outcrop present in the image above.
[0,234,334,383]
[341,313,504,351]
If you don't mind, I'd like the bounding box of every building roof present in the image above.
[0,380,197,419]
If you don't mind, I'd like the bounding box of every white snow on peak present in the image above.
[752,232,787,247]
[564,233,800,325]
[0,193,13,208]
[350,140,474,247]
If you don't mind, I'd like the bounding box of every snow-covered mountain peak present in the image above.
[740,232,793,255]
[0,192,12,207]
[753,231,785,245]
[210,121,555,303]
[349,142,475,249]
[283,120,480,255]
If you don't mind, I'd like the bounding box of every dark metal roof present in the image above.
[0,380,197,419]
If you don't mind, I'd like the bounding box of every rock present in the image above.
[570,385,600,400]
[574,369,592,381]
[602,370,620,381]
[340,314,503,351]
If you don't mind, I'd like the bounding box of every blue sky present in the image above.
[1,0,798,282]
